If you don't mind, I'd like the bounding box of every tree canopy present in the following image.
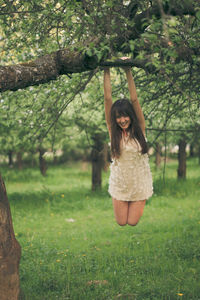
[0,0,199,89]
[0,0,199,153]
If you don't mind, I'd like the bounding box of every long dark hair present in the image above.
[110,98,148,158]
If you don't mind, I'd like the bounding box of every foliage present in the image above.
[0,0,200,161]
[0,71,95,157]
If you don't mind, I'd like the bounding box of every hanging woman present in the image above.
[103,61,153,226]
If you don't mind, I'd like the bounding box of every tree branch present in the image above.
[112,0,196,52]
[0,1,197,93]
[0,50,98,92]
[100,58,157,73]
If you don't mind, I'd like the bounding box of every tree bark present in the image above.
[16,152,23,170]
[155,142,162,169]
[91,134,104,190]
[91,155,102,190]
[102,143,111,172]
[0,50,98,92]
[0,175,21,300]
[100,58,157,73]
[8,150,13,167]
[39,148,47,176]
[177,138,187,179]
[189,143,195,157]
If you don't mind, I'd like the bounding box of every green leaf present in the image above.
[129,40,135,52]
[196,10,200,20]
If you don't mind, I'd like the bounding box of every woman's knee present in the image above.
[127,200,146,226]
[117,220,127,226]
[115,217,127,226]
[127,220,139,226]
[127,216,140,226]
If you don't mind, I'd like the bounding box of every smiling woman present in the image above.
[116,114,131,130]
[103,60,153,226]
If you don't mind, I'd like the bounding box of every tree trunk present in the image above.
[39,148,47,176]
[8,150,13,167]
[155,142,162,169]
[91,154,102,190]
[189,143,195,157]
[0,175,21,300]
[53,152,58,165]
[30,150,36,167]
[102,143,111,172]
[177,138,187,179]
[91,134,104,190]
[16,152,23,170]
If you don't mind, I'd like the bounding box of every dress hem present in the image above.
[108,191,153,202]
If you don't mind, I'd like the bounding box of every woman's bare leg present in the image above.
[112,198,129,226]
[127,200,146,226]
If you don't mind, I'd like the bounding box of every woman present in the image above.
[104,64,153,226]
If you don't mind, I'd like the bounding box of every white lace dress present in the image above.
[108,136,153,201]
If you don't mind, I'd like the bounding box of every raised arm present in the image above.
[104,68,113,135]
[125,68,145,135]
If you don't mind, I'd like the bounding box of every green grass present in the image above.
[2,158,200,300]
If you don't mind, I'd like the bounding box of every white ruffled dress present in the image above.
[108,135,153,201]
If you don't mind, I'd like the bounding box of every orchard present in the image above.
[0,1,199,299]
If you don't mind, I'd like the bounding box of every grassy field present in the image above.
[2,158,200,300]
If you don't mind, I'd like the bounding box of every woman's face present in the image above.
[116,114,131,130]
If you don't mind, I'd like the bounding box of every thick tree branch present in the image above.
[0,1,197,93]
[0,53,159,93]
[1,42,197,93]
[100,58,157,73]
[0,50,98,92]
